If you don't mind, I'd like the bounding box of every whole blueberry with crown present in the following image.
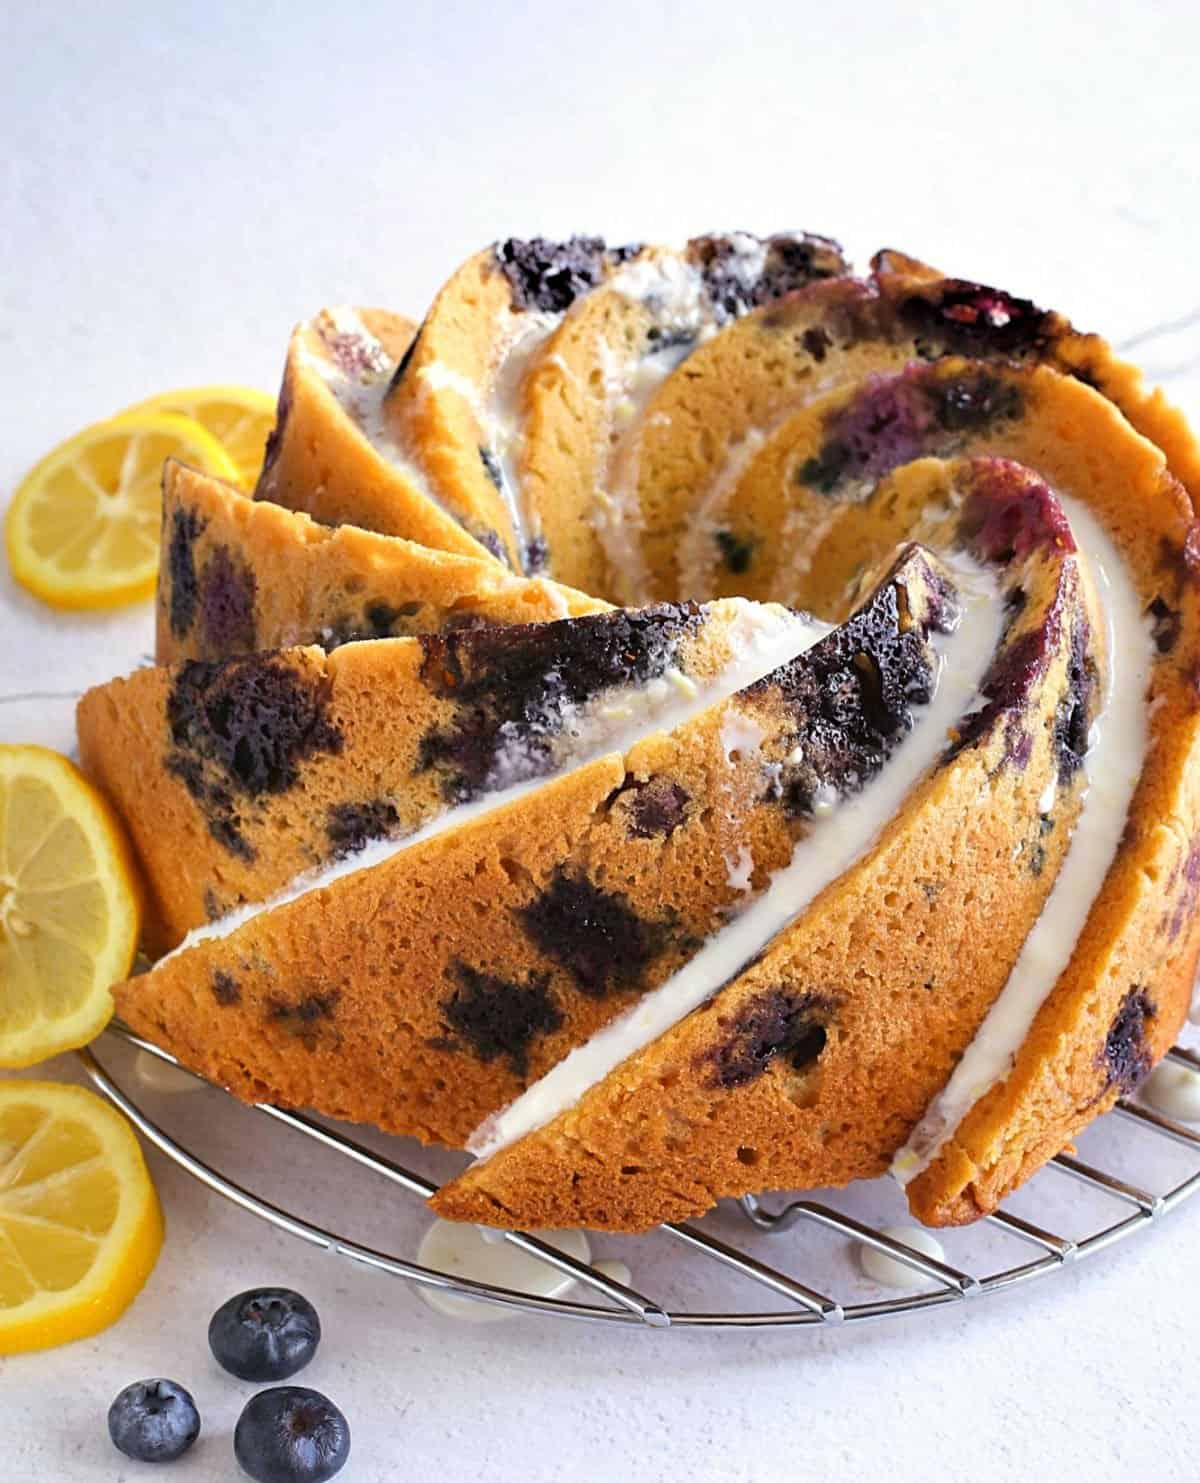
[209,1287,321,1381]
[234,1386,350,1483]
[107,1378,200,1463]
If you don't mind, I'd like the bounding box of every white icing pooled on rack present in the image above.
[467,554,1004,1161]
[858,1226,947,1289]
[1142,1059,1200,1122]
[892,494,1154,1186]
[162,602,828,963]
[416,1219,591,1322]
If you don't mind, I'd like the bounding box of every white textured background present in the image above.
[2,2,1200,1479]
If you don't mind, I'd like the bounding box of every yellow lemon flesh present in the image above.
[122,384,276,490]
[0,1079,162,1354]
[0,746,141,1068]
[6,410,239,609]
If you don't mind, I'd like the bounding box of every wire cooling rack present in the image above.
[78,1024,1200,1331]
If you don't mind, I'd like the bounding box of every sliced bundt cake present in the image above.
[79,231,1200,1234]
[158,460,606,663]
[255,305,505,563]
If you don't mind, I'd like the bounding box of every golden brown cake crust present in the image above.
[156,460,607,664]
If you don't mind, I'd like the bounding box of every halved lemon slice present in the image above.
[6,411,239,609]
[122,384,276,490]
[0,1080,162,1353]
[0,746,141,1068]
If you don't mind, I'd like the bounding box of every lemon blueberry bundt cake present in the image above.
[76,232,1200,1232]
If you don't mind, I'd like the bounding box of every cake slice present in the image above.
[157,460,607,664]
[81,599,812,954]
[255,306,503,562]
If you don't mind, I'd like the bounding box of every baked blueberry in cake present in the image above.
[78,231,1200,1234]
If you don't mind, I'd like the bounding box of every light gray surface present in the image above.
[2,3,1200,1478]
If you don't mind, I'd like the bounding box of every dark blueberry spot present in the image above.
[688,232,847,319]
[234,1387,349,1483]
[747,554,949,815]
[495,236,616,313]
[440,961,561,1077]
[212,970,241,1006]
[108,1380,200,1464]
[256,371,293,493]
[646,324,697,355]
[167,656,343,798]
[518,870,671,998]
[1100,988,1156,1094]
[267,993,339,1047]
[958,461,1076,565]
[364,600,403,636]
[1052,614,1096,785]
[894,278,1058,360]
[479,445,503,492]
[714,529,755,575]
[199,545,257,655]
[416,604,700,801]
[203,886,222,922]
[166,506,206,638]
[388,320,423,393]
[926,369,1023,433]
[946,627,1050,768]
[317,322,389,379]
[1165,840,1200,942]
[702,988,835,1088]
[802,326,832,361]
[209,1288,321,1383]
[524,534,550,575]
[798,375,934,493]
[165,752,254,859]
[1148,596,1182,653]
[619,775,691,838]
[472,524,512,569]
[799,369,1023,496]
[1029,843,1046,876]
[325,799,400,857]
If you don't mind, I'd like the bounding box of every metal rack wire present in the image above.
[79,1025,1200,1330]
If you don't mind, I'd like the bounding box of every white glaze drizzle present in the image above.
[892,494,1154,1185]
[858,1227,946,1289]
[594,255,717,603]
[467,554,1004,1160]
[163,603,827,964]
[298,308,452,518]
[415,1219,590,1322]
[1142,1059,1200,1122]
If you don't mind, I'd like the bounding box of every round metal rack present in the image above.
[80,1023,1200,1330]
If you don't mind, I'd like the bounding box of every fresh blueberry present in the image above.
[107,1378,200,1463]
[234,1387,350,1483]
[208,1287,321,1381]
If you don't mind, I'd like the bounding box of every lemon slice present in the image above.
[122,384,276,490]
[0,1080,162,1353]
[0,746,141,1068]
[6,411,239,609]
